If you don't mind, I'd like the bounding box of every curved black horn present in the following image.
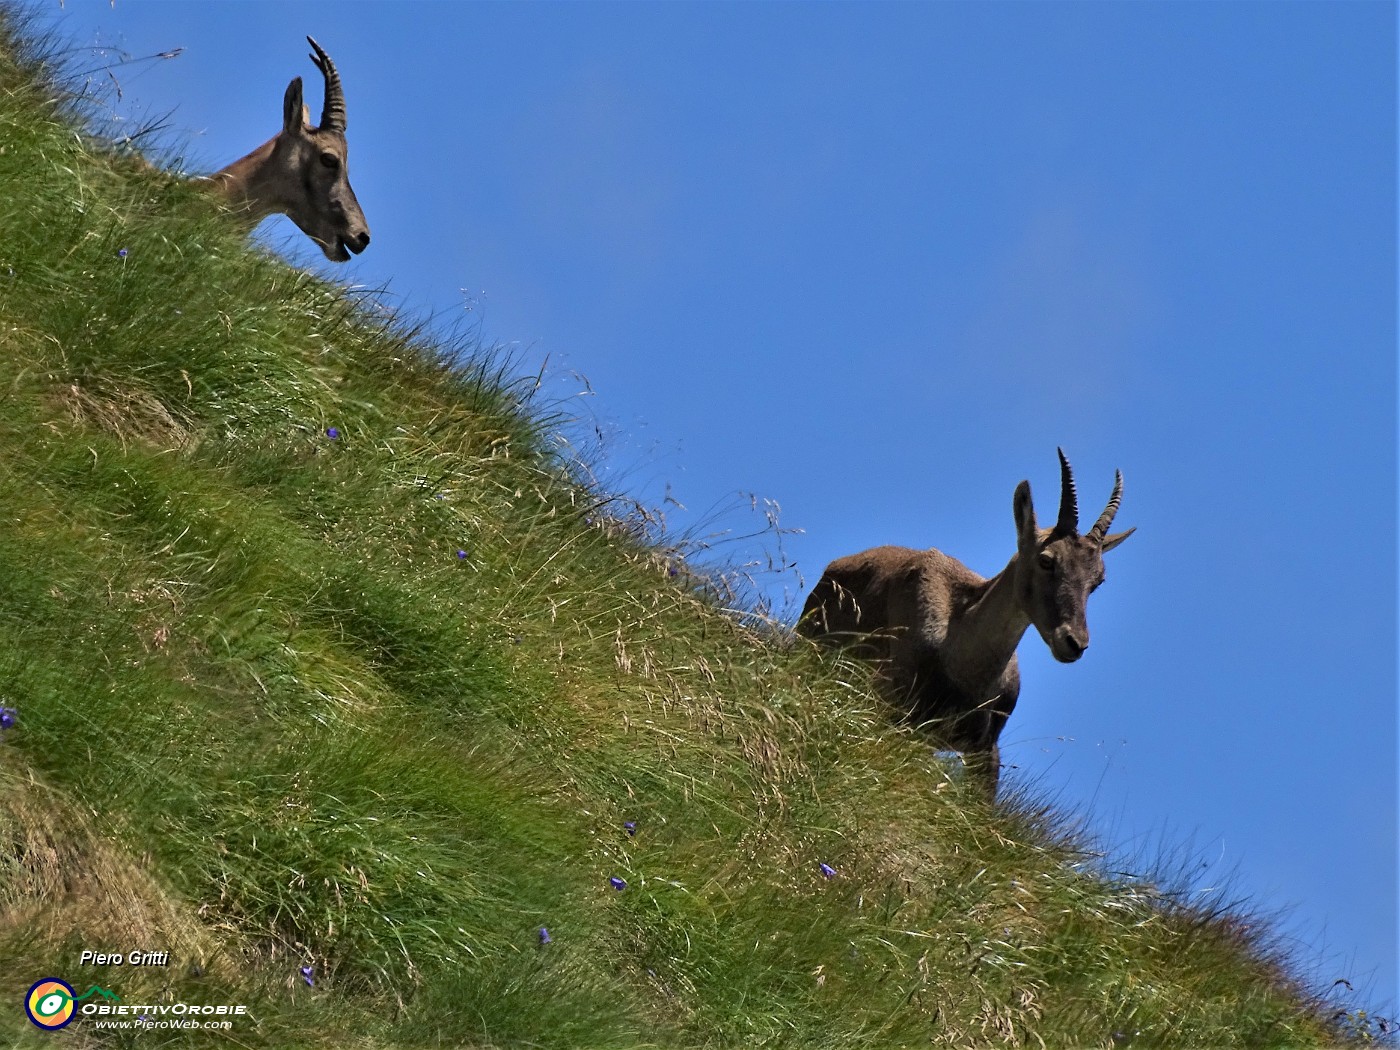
[307,37,346,133]
[1055,447,1079,534]
[1088,470,1124,542]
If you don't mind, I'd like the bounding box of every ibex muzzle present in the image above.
[800,449,1135,798]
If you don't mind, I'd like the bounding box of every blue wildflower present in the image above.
[0,707,15,731]
[538,927,551,945]
[325,427,339,440]
[300,965,314,987]
[609,876,627,891]
[456,549,467,560]
[117,248,128,258]
[819,863,836,879]
[624,821,636,836]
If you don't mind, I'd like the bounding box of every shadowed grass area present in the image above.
[0,10,1378,1048]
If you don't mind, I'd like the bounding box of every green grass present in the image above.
[0,13,1375,1048]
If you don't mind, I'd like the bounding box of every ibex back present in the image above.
[204,37,370,262]
[799,449,1134,799]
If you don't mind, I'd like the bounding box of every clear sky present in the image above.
[44,0,1397,1013]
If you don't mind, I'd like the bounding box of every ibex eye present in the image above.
[1037,553,1055,570]
[320,153,340,170]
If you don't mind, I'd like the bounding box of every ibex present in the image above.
[799,449,1134,799]
[203,37,370,261]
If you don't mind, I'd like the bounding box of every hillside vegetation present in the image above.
[0,18,1361,1048]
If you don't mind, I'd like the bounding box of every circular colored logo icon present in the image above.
[25,978,76,1029]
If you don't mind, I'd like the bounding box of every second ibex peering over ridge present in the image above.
[203,37,370,262]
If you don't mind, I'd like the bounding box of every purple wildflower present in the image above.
[0,707,15,731]
[624,821,636,837]
[117,248,128,258]
[538,927,551,945]
[300,965,314,987]
[609,876,627,891]
[325,427,339,440]
[456,549,467,560]
[819,863,836,880]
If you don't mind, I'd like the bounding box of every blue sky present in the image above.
[48,0,1397,1013]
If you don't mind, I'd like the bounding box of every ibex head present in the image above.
[276,37,369,261]
[1012,448,1135,663]
[212,37,370,262]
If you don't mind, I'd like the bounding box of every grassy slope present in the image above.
[0,18,1359,1049]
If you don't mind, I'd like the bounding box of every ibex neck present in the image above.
[941,553,1031,686]
[205,135,283,222]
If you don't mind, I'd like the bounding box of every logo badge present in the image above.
[25,978,76,1029]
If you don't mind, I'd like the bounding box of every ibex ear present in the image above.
[282,77,305,134]
[1100,526,1136,553]
[1013,480,1038,552]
